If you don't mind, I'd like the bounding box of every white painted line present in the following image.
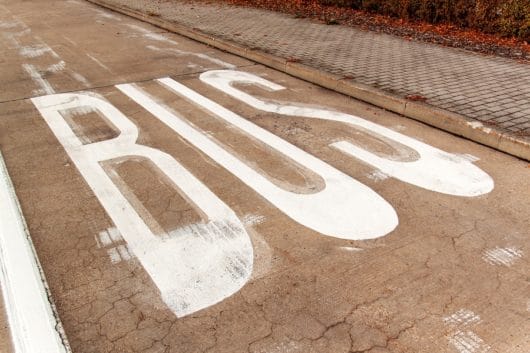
[200,70,494,197]
[144,78,398,240]
[0,152,71,353]
[22,63,55,95]
[32,93,254,318]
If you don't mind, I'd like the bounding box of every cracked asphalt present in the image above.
[0,0,529,352]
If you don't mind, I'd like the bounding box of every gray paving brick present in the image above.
[110,0,530,137]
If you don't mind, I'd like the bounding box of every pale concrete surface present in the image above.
[102,0,530,143]
[0,1,529,353]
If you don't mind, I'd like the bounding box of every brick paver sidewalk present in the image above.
[104,0,530,143]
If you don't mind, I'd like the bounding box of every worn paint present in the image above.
[28,70,499,319]
[32,93,254,318]
[444,310,489,353]
[86,53,112,73]
[2,13,89,96]
[242,214,266,227]
[444,309,481,327]
[146,45,236,69]
[482,246,522,266]
[367,170,389,182]
[338,246,363,252]
[200,70,494,197]
[119,80,398,240]
[124,22,237,69]
[70,72,90,87]
[22,63,55,95]
[96,228,133,264]
[449,331,491,353]
[125,24,179,46]
[19,44,57,58]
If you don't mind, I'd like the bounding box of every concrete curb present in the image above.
[87,0,530,161]
[0,152,72,353]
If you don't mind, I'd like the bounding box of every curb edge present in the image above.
[0,151,72,353]
[86,0,530,161]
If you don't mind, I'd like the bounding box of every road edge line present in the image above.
[0,152,72,353]
[86,0,530,162]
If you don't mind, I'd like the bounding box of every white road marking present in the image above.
[93,9,121,21]
[26,64,499,318]
[19,44,56,58]
[200,70,494,197]
[62,35,77,46]
[482,246,522,266]
[146,44,236,69]
[3,13,90,95]
[70,71,90,87]
[47,61,66,73]
[444,310,489,353]
[106,247,121,264]
[119,80,398,240]
[22,63,55,95]
[255,340,300,353]
[0,18,30,49]
[242,214,266,227]
[96,228,132,264]
[0,20,21,29]
[125,23,180,45]
[367,170,389,182]
[86,53,112,73]
[338,246,363,252]
[444,309,481,327]
[0,152,71,353]
[116,244,132,261]
[107,227,122,242]
[458,154,480,163]
[32,93,254,318]
[449,331,490,353]
[97,229,113,247]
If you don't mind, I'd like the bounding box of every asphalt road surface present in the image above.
[0,0,529,352]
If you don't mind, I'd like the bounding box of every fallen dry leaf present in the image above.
[406,94,428,102]
[194,0,530,62]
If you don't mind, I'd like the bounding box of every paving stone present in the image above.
[109,0,530,137]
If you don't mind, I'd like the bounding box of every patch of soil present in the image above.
[192,0,530,62]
